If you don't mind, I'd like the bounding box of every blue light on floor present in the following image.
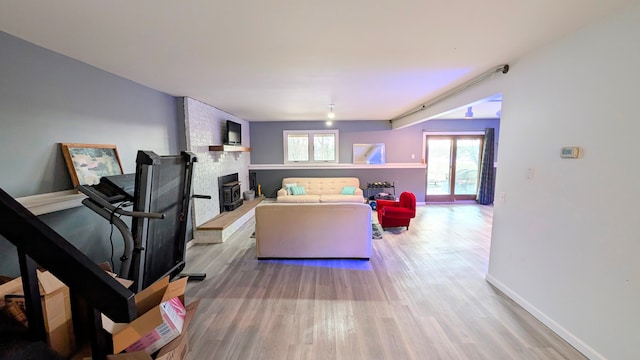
[259,258,372,271]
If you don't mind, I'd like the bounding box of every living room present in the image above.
[1,1,639,359]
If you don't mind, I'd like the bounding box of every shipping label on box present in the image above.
[124,297,186,354]
[155,299,200,360]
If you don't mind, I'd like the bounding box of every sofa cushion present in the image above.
[282,177,360,196]
[278,177,364,203]
[320,195,366,203]
[277,194,320,203]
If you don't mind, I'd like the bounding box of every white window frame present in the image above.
[283,129,339,164]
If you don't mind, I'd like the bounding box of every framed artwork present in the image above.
[60,143,124,187]
[353,143,385,164]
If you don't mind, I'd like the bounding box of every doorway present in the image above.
[425,134,484,202]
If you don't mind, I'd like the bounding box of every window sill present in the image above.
[248,163,426,170]
[16,190,86,216]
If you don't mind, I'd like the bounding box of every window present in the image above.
[284,130,339,163]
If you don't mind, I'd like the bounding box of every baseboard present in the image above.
[485,274,604,360]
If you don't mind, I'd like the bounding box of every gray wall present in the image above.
[0,32,181,276]
[250,118,499,199]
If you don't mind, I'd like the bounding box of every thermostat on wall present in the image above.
[560,146,581,159]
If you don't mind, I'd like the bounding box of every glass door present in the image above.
[425,138,453,198]
[425,135,483,202]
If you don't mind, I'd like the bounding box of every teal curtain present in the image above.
[477,128,495,205]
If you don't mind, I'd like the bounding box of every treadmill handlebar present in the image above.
[193,194,212,199]
[78,185,165,219]
[116,208,165,219]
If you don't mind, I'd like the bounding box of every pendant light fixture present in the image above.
[326,104,335,126]
[327,104,336,119]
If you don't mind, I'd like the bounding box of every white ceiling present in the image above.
[0,1,632,122]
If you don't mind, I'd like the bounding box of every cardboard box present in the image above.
[102,276,189,355]
[83,352,153,360]
[82,300,199,360]
[0,270,76,357]
[155,299,199,360]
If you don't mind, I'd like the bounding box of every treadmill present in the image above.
[78,150,206,292]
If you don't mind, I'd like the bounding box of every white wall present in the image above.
[487,3,640,360]
[181,97,251,226]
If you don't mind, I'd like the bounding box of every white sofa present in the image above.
[255,202,372,259]
[276,177,365,203]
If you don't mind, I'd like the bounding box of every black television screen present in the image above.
[225,120,242,145]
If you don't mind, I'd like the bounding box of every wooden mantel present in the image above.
[208,145,251,152]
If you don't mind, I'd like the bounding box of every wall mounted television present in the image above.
[225,120,242,145]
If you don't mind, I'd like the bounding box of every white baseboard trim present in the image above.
[485,273,604,360]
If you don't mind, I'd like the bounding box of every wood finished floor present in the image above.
[182,204,586,360]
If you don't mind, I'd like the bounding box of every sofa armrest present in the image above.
[354,188,364,197]
[382,206,415,219]
[276,188,288,197]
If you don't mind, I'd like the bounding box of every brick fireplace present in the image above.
[180,97,252,242]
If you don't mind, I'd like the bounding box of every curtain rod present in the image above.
[390,64,509,122]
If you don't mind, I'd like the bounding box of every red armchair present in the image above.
[376,192,416,230]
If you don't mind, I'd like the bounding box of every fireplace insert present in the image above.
[219,173,243,212]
